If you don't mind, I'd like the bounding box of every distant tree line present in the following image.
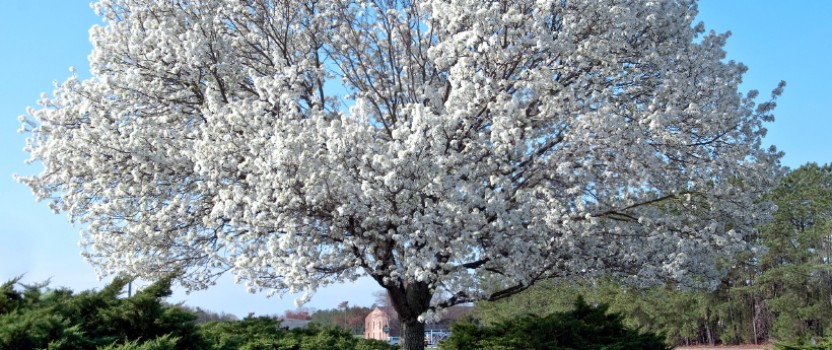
[476,163,832,347]
[306,304,372,336]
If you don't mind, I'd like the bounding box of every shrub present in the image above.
[441,296,670,350]
[97,335,180,350]
[773,336,832,350]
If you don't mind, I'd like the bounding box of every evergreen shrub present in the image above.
[441,296,670,350]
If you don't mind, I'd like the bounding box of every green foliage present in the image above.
[0,275,204,350]
[97,335,180,350]
[0,276,397,350]
[752,164,832,342]
[308,306,372,335]
[296,326,358,350]
[0,307,82,350]
[773,336,832,350]
[444,297,669,350]
[198,316,286,350]
[475,279,580,325]
[353,339,398,350]
[476,279,724,345]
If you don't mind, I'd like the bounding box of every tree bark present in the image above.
[401,318,426,350]
[752,298,759,346]
[704,316,714,346]
[387,281,432,350]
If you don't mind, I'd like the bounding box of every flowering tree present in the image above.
[20,0,782,349]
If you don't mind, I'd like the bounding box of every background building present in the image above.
[364,307,397,340]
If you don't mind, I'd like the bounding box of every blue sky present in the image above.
[1,1,829,318]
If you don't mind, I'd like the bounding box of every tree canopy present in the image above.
[20,1,782,349]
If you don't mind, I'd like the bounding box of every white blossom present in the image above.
[20,0,782,335]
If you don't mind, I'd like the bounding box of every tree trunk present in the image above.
[387,281,432,350]
[704,317,714,346]
[401,318,426,350]
[752,298,759,346]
